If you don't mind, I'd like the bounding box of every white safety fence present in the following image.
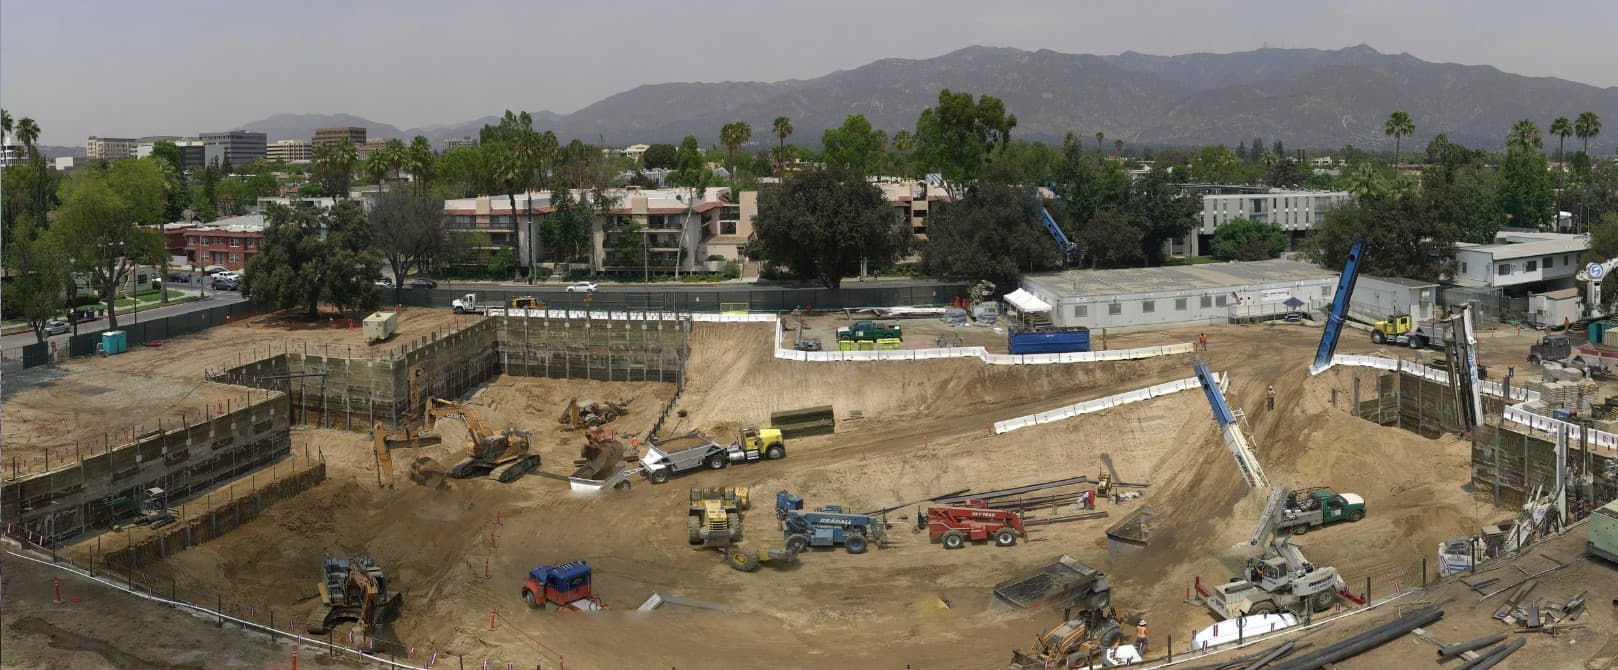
[1330,354,1618,454]
[773,317,1194,364]
[484,307,774,323]
[992,373,1214,434]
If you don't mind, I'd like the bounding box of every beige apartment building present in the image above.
[86,136,138,161]
[266,139,313,162]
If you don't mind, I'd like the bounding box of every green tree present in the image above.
[14,116,45,226]
[1209,218,1287,261]
[487,246,515,279]
[406,135,435,195]
[641,143,678,170]
[54,161,169,329]
[609,217,648,275]
[1094,131,1104,152]
[1384,110,1414,166]
[433,146,489,198]
[244,202,381,318]
[719,121,752,181]
[920,183,1059,281]
[1075,209,1145,268]
[1114,138,1124,157]
[1551,117,1573,166]
[542,183,592,263]
[820,114,887,176]
[1576,112,1603,157]
[369,191,451,303]
[1052,135,1128,224]
[1306,196,1458,281]
[365,147,392,191]
[753,167,909,288]
[1585,213,1618,266]
[913,89,1017,187]
[313,137,359,196]
[1341,162,1391,202]
[150,140,185,174]
[1501,120,1555,230]
[670,135,707,188]
[1188,145,1243,183]
[1125,168,1201,266]
[3,221,69,342]
[772,116,793,171]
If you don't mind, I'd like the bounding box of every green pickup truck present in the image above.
[1278,487,1366,535]
[836,320,902,342]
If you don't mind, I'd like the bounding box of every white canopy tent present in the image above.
[1003,289,1052,314]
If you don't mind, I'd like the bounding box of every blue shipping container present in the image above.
[1008,328,1090,354]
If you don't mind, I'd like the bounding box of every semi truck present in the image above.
[836,320,902,342]
[638,427,785,484]
[1370,314,1448,349]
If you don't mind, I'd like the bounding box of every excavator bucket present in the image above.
[408,457,449,489]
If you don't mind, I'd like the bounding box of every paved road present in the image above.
[1,291,248,351]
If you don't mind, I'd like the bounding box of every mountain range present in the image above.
[239,45,1618,152]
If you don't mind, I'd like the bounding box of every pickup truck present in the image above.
[639,427,785,484]
[836,320,902,342]
[1277,487,1365,535]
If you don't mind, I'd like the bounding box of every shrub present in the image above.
[721,260,741,279]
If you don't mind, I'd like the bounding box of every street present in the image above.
[0,290,247,352]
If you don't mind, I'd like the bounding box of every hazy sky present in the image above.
[6,0,1616,144]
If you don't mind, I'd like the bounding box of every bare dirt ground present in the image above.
[4,315,1550,669]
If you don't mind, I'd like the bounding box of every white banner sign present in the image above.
[1260,288,1292,303]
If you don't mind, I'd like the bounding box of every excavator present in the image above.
[307,555,402,635]
[425,398,541,483]
[371,368,443,489]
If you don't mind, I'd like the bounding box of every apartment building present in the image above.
[1171,185,1351,257]
[875,179,950,238]
[442,187,733,273]
[313,126,367,146]
[87,136,138,161]
[181,213,266,270]
[267,139,313,162]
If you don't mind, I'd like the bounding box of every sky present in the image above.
[5,0,1617,145]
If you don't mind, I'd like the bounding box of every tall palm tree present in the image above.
[1094,131,1105,152]
[535,130,559,189]
[1,109,12,139]
[382,138,407,188]
[1383,110,1414,167]
[1576,112,1603,157]
[1550,117,1572,166]
[772,116,792,151]
[1114,139,1124,157]
[1509,119,1543,152]
[719,121,750,182]
[15,117,43,225]
[314,137,360,197]
[406,135,435,195]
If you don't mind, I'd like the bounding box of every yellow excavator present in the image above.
[509,296,545,310]
[1010,609,1126,669]
[307,555,402,635]
[371,368,443,489]
[423,398,541,483]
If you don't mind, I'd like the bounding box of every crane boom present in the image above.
[1194,363,1270,489]
[1310,237,1366,376]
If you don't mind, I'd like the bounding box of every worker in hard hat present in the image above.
[1135,619,1148,654]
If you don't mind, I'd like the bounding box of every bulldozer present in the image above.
[1010,608,1127,669]
[559,398,630,430]
[307,555,402,635]
[424,398,541,483]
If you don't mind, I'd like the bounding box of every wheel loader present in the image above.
[1010,608,1126,669]
[307,555,402,635]
[686,487,796,572]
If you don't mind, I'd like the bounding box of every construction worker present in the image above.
[1082,489,1097,510]
[1198,332,1208,352]
[1135,619,1148,654]
[1267,384,1276,411]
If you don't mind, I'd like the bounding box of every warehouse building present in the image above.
[1019,260,1339,331]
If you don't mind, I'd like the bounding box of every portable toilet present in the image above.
[101,330,126,355]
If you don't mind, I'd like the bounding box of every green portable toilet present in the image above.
[102,330,127,355]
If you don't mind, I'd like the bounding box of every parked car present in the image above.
[409,278,438,289]
[216,271,241,282]
[565,281,598,293]
[212,277,240,291]
[202,266,226,275]
[168,272,190,283]
[375,279,395,288]
[43,319,70,336]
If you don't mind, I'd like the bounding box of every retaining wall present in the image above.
[1,391,291,542]
[993,374,1213,434]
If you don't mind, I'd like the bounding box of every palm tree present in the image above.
[314,138,360,197]
[1342,162,1387,201]
[1509,119,1543,152]
[1,109,12,139]
[720,121,750,182]
[382,138,407,189]
[1383,110,1414,167]
[1576,112,1603,157]
[1114,139,1124,157]
[15,117,43,225]
[407,136,435,195]
[365,150,391,193]
[772,116,792,151]
[1094,131,1105,152]
[1550,117,1572,166]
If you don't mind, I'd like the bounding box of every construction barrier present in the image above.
[992,374,1214,434]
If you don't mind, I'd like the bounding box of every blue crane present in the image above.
[1193,363,1270,489]
[1309,237,1366,376]
[1035,205,1081,265]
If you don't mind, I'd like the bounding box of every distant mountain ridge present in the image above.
[236,45,1617,152]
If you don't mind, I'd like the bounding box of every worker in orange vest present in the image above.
[1135,619,1148,654]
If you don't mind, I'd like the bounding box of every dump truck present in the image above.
[777,490,885,554]
[308,556,402,634]
[992,555,1112,611]
[1275,487,1365,536]
[835,319,902,342]
[1010,609,1128,669]
[926,501,1027,549]
[521,561,605,612]
[638,427,785,484]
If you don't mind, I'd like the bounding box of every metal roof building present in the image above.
[1019,260,1339,331]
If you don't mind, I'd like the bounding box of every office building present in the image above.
[313,126,367,146]
[267,139,313,162]
[442,136,477,150]
[87,136,138,161]
[200,130,267,165]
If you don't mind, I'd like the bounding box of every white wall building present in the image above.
[1019,260,1339,332]
[1351,275,1438,323]
[1452,232,1586,292]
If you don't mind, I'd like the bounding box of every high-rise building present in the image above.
[175,140,207,171]
[87,136,139,161]
[266,139,313,162]
[313,126,367,146]
[200,130,267,166]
